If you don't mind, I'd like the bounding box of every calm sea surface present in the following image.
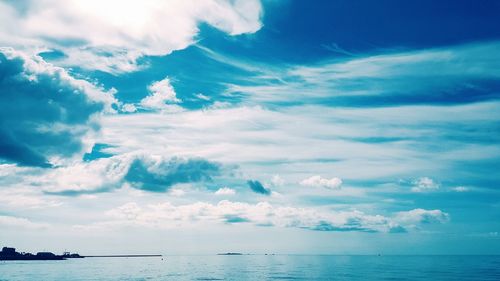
[1,255,499,280]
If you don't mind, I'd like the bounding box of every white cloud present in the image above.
[97,101,500,185]
[451,186,469,192]
[140,77,181,111]
[121,103,138,113]
[38,156,129,193]
[221,41,500,105]
[0,215,49,229]
[215,187,236,196]
[85,201,449,233]
[300,175,342,190]
[411,177,439,192]
[195,93,211,101]
[0,187,61,209]
[34,153,221,194]
[270,175,285,187]
[394,209,450,225]
[0,0,263,73]
[169,188,186,197]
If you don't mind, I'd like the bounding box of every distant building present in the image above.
[2,247,16,255]
[36,252,57,258]
[1,246,64,260]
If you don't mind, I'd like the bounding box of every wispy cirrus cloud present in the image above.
[97,101,500,189]
[219,41,500,107]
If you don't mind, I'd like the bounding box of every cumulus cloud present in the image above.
[125,156,221,192]
[394,209,450,225]
[247,180,271,195]
[270,174,285,187]
[121,103,137,113]
[0,48,116,167]
[92,201,449,233]
[140,77,181,111]
[300,175,343,190]
[411,177,440,192]
[0,0,263,73]
[215,187,236,196]
[38,154,221,194]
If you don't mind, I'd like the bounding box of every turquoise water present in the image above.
[1,255,499,280]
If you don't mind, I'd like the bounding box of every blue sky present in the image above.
[0,0,499,255]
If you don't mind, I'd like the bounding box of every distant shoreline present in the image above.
[1,246,163,260]
[84,255,162,258]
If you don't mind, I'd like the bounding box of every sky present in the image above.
[0,0,499,255]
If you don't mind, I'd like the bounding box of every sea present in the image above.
[1,255,499,280]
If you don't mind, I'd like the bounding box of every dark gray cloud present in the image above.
[0,48,114,167]
[247,180,271,195]
[124,156,221,192]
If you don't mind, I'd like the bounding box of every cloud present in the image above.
[0,185,61,209]
[93,200,448,233]
[222,41,500,107]
[140,77,181,111]
[223,214,251,223]
[98,100,500,188]
[125,156,221,192]
[215,187,236,196]
[121,103,137,113]
[300,175,342,190]
[169,188,186,197]
[270,174,285,187]
[394,209,450,225]
[0,215,49,229]
[194,93,211,101]
[247,180,271,195]
[411,177,439,192]
[0,0,263,73]
[451,186,469,192]
[35,154,221,194]
[0,48,116,167]
[39,156,129,194]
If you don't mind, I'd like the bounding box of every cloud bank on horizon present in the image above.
[0,0,499,254]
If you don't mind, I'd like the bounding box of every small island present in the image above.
[0,247,82,261]
[217,252,244,255]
